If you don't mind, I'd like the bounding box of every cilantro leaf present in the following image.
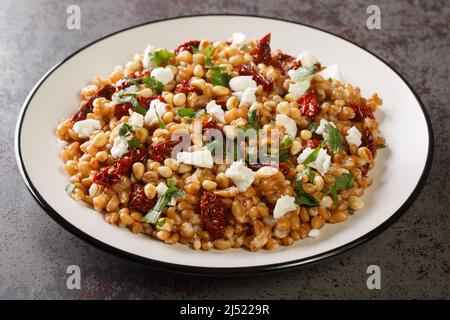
[278,150,291,162]
[294,178,319,207]
[281,136,293,149]
[142,179,184,224]
[115,94,147,116]
[156,218,167,228]
[210,70,231,86]
[155,109,166,129]
[177,108,196,118]
[308,122,318,133]
[119,123,133,137]
[152,49,175,67]
[302,145,322,165]
[204,45,215,68]
[127,138,141,148]
[247,109,259,130]
[141,77,164,93]
[329,184,339,204]
[335,173,354,190]
[324,123,343,154]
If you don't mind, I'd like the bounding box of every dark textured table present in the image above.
[1,0,448,299]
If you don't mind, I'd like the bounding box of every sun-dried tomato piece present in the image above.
[348,103,374,121]
[114,103,133,119]
[130,183,156,213]
[200,192,229,240]
[125,147,147,163]
[236,64,274,92]
[298,88,320,118]
[252,33,272,65]
[150,139,181,163]
[93,167,121,188]
[362,127,377,157]
[360,163,370,177]
[271,51,301,75]
[72,84,116,123]
[138,95,165,108]
[114,157,133,175]
[174,80,201,94]
[202,118,223,133]
[302,138,321,149]
[174,40,201,55]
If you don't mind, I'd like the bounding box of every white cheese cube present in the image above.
[297,51,318,67]
[297,147,331,175]
[72,119,101,138]
[346,126,362,147]
[232,33,246,45]
[224,160,255,192]
[150,67,174,85]
[288,79,311,99]
[275,114,298,137]
[319,64,345,83]
[129,112,144,128]
[176,150,214,168]
[110,135,130,159]
[144,99,167,125]
[273,195,297,219]
[206,100,225,123]
[229,76,256,92]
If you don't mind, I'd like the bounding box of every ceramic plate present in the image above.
[15,15,433,275]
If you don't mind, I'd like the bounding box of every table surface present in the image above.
[1,0,448,299]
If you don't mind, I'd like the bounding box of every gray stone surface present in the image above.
[0,0,448,299]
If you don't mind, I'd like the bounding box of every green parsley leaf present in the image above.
[65,183,75,194]
[115,90,147,116]
[377,144,387,149]
[281,136,293,149]
[302,145,322,165]
[210,70,231,86]
[152,49,175,67]
[119,123,133,137]
[278,150,291,162]
[328,78,333,82]
[142,179,184,224]
[141,77,164,93]
[204,45,215,68]
[191,46,200,54]
[294,178,319,207]
[241,44,248,51]
[247,109,259,130]
[155,109,166,129]
[156,218,167,228]
[127,138,141,148]
[177,108,196,118]
[335,173,355,190]
[324,123,343,154]
[308,122,318,133]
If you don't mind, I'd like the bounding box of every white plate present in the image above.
[15,15,433,275]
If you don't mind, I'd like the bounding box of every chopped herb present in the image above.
[296,65,318,78]
[156,218,167,228]
[335,173,355,190]
[191,46,200,54]
[141,76,164,93]
[281,136,293,149]
[119,123,133,137]
[155,110,166,129]
[247,109,259,130]
[294,179,319,207]
[120,85,141,96]
[329,184,339,204]
[241,44,248,51]
[127,138,141,148]
[115,90,147,116]
[143,179,184,224]
[308,122,319,133]
[210,70,231,86]
[377,144,387,149]
[151,49,175,67]
[204,45,215,68]
[133,103,148,116]
[328,78,333,82]
[278,150,291,162]
[324,123,343,154]
[177,108,196,118]
[302,145,322,165]
[65,183,75,194]
[306,168,316,182]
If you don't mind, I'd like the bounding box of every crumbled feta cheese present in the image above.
[129,112,144,128]
[297,147,331,175]
[144,99,167,125]
[229,76,256,92]
[142,44,155,69]
[176,150,214,168]
[273,195,297,219]
[319,64,345,83]
[316,119,336,140]
[72,119,101,138]
[155,182,176,206]
[111,134,131,159]
[232,33,246,45]
[297,51,318,67]
[240,86,257,105]
[288,79,311,99]
[229,76,257,106]
[225,160,255,192]
[275,114,297,137]
[346,126,362,147]
[89,183,99,197]
[151,67,174,85]
[206,100,225,123]
[308,228,320,238]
